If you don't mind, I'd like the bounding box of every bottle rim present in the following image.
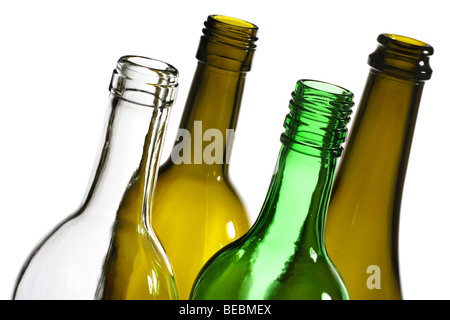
[196,15,258,72]
[110,55,179,107]
[292,79,354,114]
[379,33,433,55]
[369,33,433,81]
[116,55,179,86]
[211,15,257,29]
[203,15,258,49]
[298,79,353,98]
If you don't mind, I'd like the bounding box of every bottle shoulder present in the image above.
[191,238,348,300]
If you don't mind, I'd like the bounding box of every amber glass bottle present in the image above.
[325,34,434,300]
[151,15,258,299]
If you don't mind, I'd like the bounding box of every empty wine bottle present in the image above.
[13,56,179,300]
[325,34,434,300]
[190,79,354,300]
[151,15,258,299]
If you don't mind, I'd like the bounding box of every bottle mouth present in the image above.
[212,15,256,29]
[381,34,433,54]
[196,15,258,72]
[110,55,179,107]
[369,33,433,80]
[205,15,258,49]
[300,80,353,96]
[282,80,354,158]
[384,34,430,48]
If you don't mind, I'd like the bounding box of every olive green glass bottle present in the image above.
[325,34,434,300]
[151,15,258,300]
[190,79,354,300]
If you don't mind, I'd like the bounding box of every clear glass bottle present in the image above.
[151,15,258,299]
[190,79,354,300]
[325,34,434,300]
[12,56,179,300]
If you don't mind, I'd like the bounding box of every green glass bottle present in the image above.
[325,34,434,300]
[190,79,354,300]
[151,15,258,300]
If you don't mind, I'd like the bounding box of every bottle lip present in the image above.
[203,14,259,49]
[210,15,257,30]
[378,33,434,55]
[110,55,179,107]
[369,33,433,81]
[116,55,179,86]
[297,79,353,98]
[293,79,354,111]
[197,15,258,72]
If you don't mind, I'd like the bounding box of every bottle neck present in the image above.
[249,79,353,256]
[81,95,170,226]
[80,56,178,226]
[332,69,424,219]
[167,62,246,175]
[163,15,257,177]
[331,34,432,216]
[253,144,337,254]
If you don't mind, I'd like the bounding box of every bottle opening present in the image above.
[117,56,179,86]
[212,15,256,29]
[301,80,352,96]
[385,34,429,48]
[110,56,179,107]
[204,14,258,44]
[196,15,258,72]
[369,33,433,80]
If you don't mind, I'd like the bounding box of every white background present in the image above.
[1,0,448,300]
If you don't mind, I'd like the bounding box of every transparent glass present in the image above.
[325,34,434,300]
[190,80,354,300]
[151,15,258,299]
[12,56,179,300]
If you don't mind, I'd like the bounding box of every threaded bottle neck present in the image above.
[368,33,433,81]
[196,15,258,72]
[281,80,354,158]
